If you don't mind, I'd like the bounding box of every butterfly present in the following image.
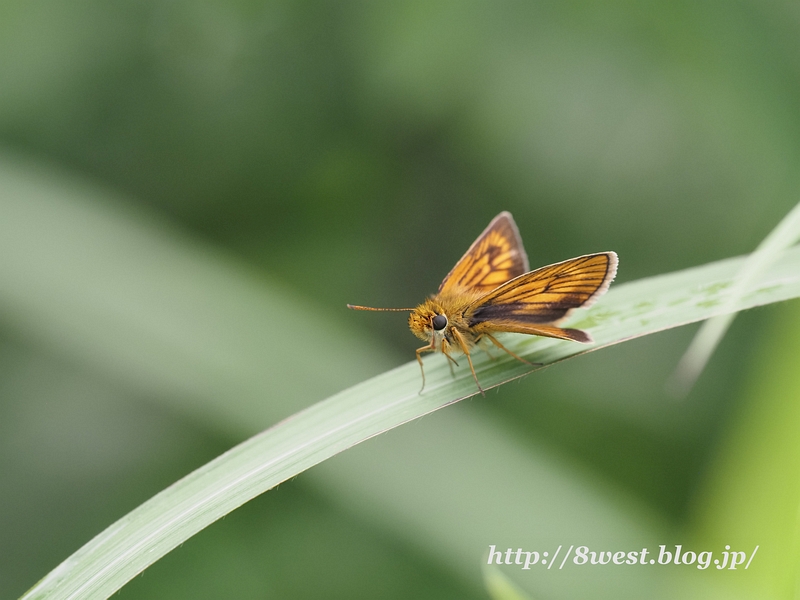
[348,211,617,395]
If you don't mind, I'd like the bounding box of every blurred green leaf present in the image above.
[689,302,800,600]
[672,199,800,395]
[483,564,534,600]
[0,151,395,434]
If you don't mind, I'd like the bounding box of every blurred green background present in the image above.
[2,1,799,598]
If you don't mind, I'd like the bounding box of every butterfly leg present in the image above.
[440,339,460,378]
[450,328,485,397]
[475,336,497,360]
[483,333,541,367]
[415,343,435,394]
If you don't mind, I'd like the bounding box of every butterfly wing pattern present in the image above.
[438,211,530,296]
[468,252,618,343]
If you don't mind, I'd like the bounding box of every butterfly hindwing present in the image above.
[438,211,530,296]
[468,252,618,330]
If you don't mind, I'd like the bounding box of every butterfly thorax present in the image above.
[408,287,487,350]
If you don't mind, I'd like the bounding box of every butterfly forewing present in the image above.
[438,211,530,296]
[469,252,617,326]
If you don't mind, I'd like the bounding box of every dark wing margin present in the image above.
[469,252,618,328]
[438,211,530,296]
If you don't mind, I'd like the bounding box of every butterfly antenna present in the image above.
[347,304,415,312]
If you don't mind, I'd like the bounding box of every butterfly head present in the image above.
[408,300,449,343]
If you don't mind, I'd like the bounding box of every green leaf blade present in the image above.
[21,244,800,600]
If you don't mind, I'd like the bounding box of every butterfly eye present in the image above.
[432,315,447,330]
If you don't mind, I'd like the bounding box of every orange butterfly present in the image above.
[348,212,617,395]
